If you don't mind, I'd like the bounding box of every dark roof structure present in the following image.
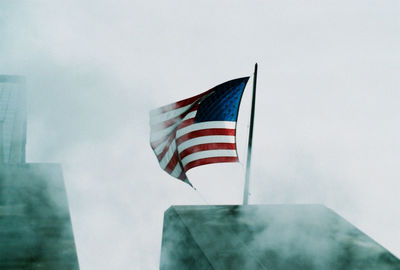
[160,204,400,270]
[0,163,80,270]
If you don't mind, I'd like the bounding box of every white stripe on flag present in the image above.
[151,111,198,155]
[170,163,183,178]
[181,149,237,166]
[159,140,176,169]
[176,121,236,138]
[150,104,192,125]
[182,110,197,120]
[177,135,235,152]
[153,139,169,155]
[150,122,180,143]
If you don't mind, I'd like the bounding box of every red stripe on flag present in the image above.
[184,156,238,171]
[187,104,199,112]
[157,133,176,160]
[179,143,236,160]
[176,128,235,145]
[150,135,170,150]
[157,90,211,113]
[151,104,199,131]
[177,118,195,130]
[178,171,187,181]
[165,152,179,174]
[151,116,181,132]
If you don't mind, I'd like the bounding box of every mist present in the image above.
[1,1,399,269]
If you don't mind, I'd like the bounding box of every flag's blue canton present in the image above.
[194,77,249,123]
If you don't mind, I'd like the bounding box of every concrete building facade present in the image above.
[160,204,400,270]
[0,75,27,164]
[0,164,80,269]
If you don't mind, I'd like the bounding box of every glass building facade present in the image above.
[0,75,80,269]
[0,75,26,163]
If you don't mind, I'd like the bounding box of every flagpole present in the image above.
[243,63,258,205]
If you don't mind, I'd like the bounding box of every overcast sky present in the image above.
[1,1,399,269]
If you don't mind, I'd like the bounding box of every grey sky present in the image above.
[1,1,399,269]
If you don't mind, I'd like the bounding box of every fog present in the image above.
[161,205,400,269]
[1,1,399,269]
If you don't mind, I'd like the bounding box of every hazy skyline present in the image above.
[1,1,399,269]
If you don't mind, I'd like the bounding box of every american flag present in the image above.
[149,77,249,186]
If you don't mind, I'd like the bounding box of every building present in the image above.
[0,164,80,269]
[0,75,80,269]
[160,204,400,270]
[0,75,27,164]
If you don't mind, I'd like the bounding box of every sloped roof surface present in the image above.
[160,204,400,270]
